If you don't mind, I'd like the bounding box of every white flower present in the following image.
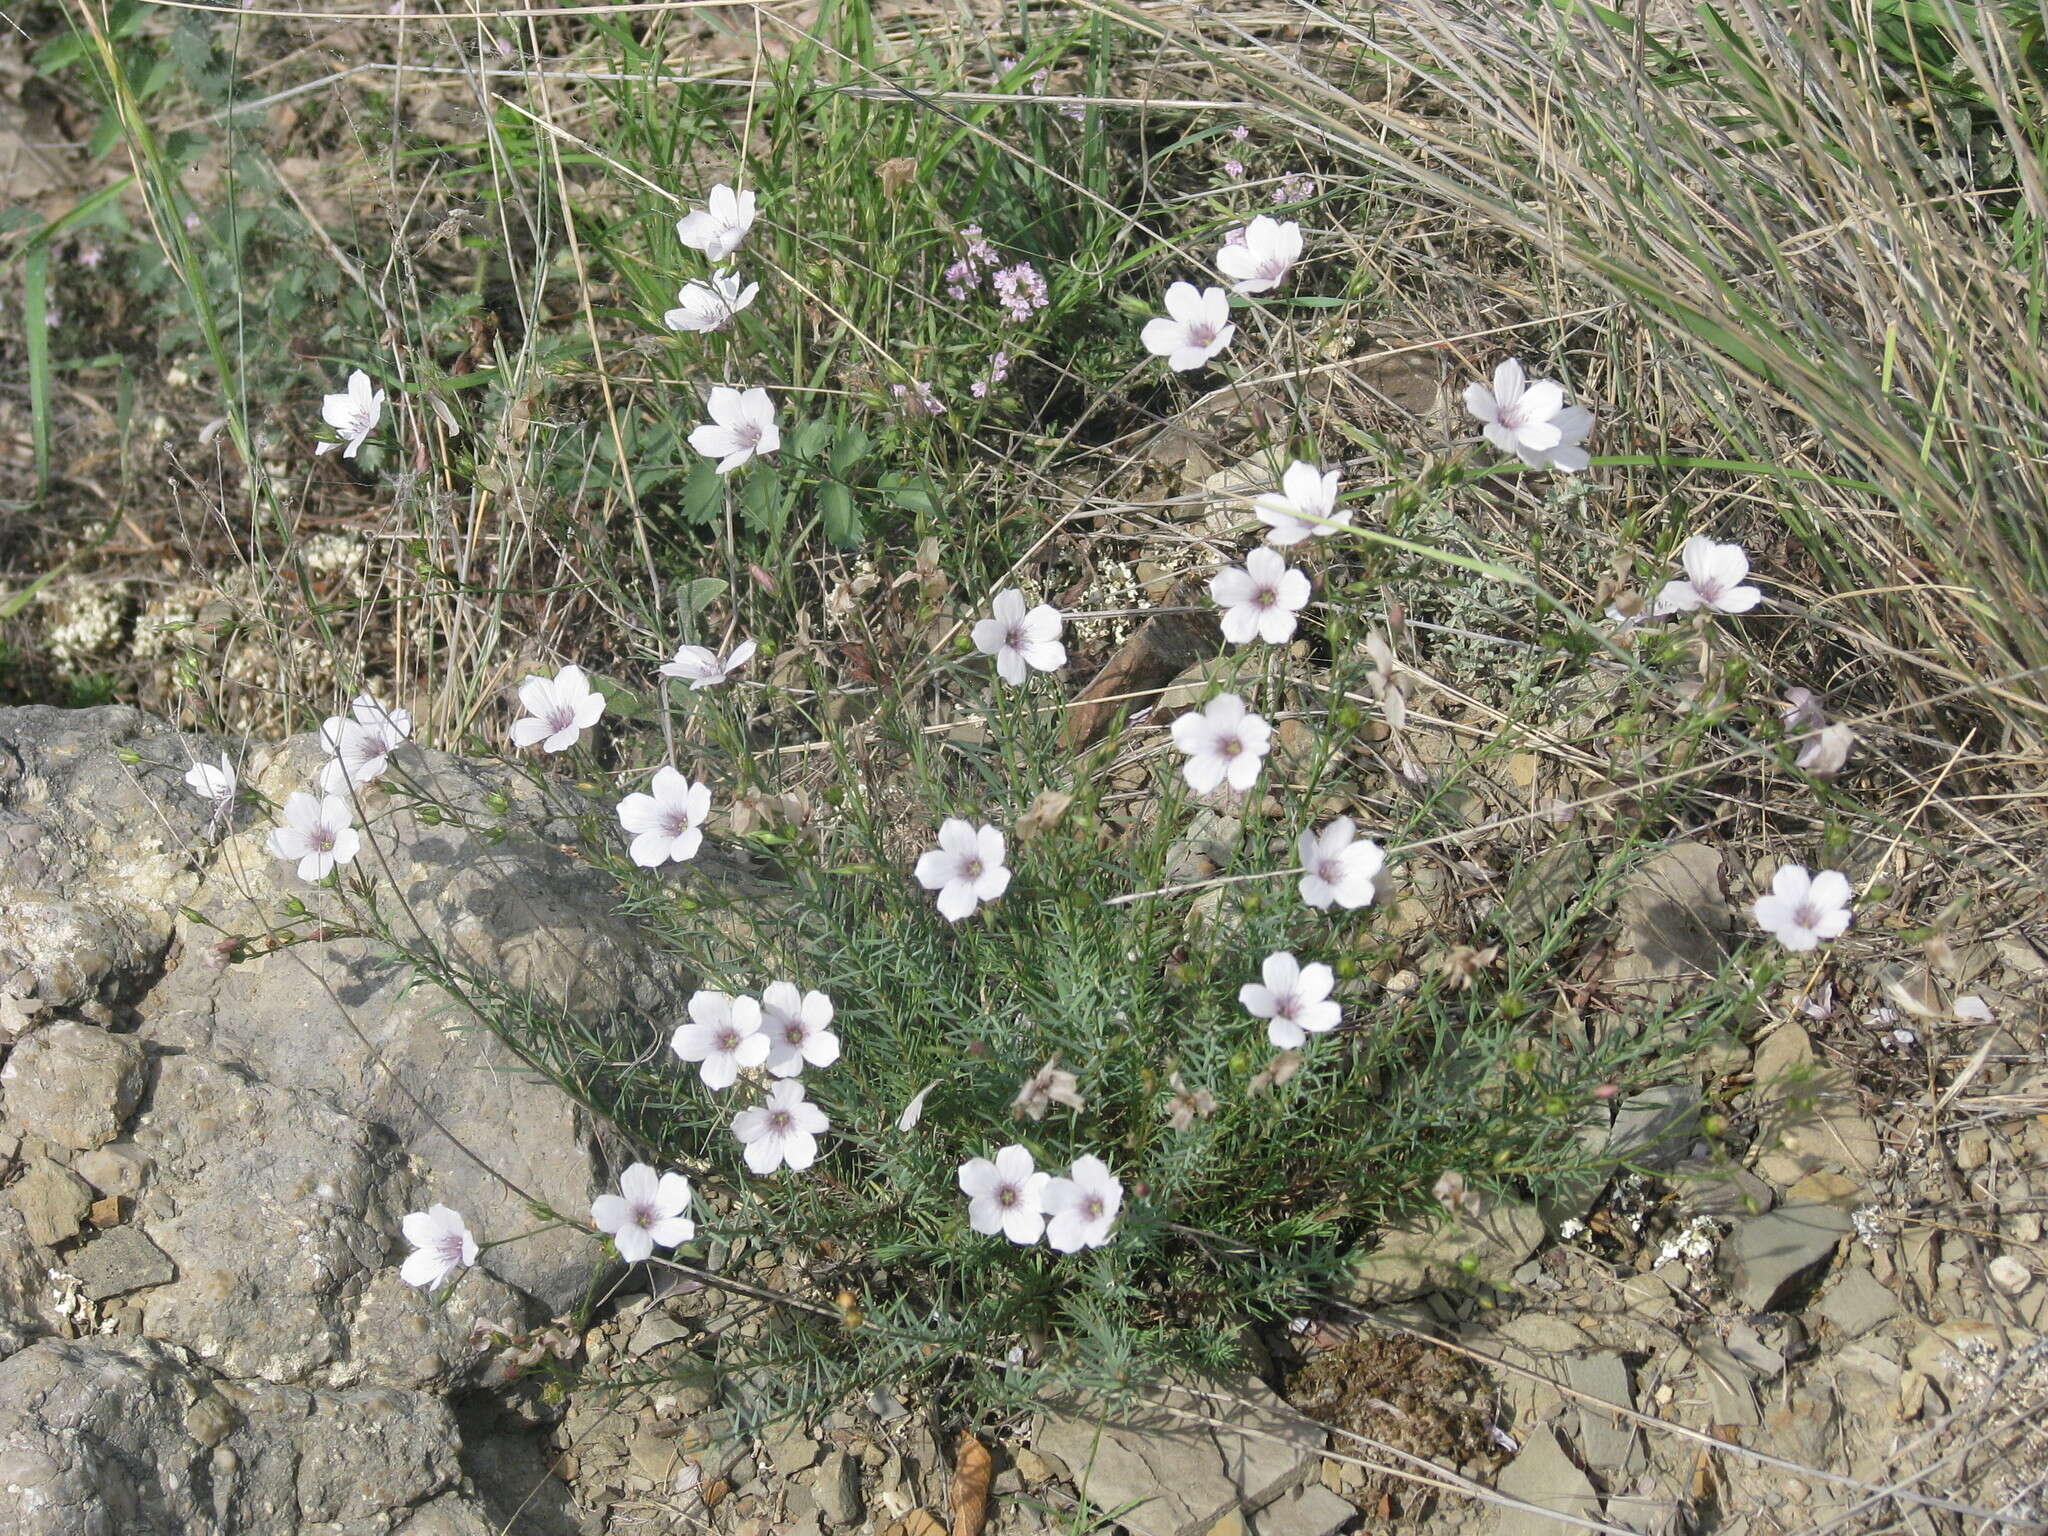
[671,990,770,1090]
[399,1203,478,1288]
[896,1081,938,1132]
[511,664,607,753]
[688,386,781,474]
[660,638,756,689]
[1216,215,1301,295]
[617,766,712,867]
[1240,951,1341,1048]
[1797,724,1857,779]
[590,1163,695,1264]
[1464,359,1593,472]
[1753,864,1854,953]
[1210,547,1311,645]
[184,753,236,806]
[914,819,1011,922]
[267,792,362,883]
[1041,1155,1123,1252]
[664,269,759,333]
[958,1145,1051,1245]
[971,589,1067,685]
[760,982,840,1078]
[1170,693,1271,794]
[315,368,384,459]
[732,1079,829,1174]
[675,183,757,261]
[1653,535,1764,616]
[318,694,413,795]
[1297,819,1384,910]
[1254,461,1349,546]
[1140,282,1236,371]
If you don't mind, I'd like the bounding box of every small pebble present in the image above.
[1989,1255,2033,1295]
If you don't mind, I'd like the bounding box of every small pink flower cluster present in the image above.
[990,263,1049,322]
[891,380,947,417]
[970,349,1011,399]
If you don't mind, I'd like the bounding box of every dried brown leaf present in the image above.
[949,1431,993,1536]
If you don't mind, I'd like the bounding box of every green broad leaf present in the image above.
[820,481,863,547]
[829,424,870,477]
[591,675,649,720]
[680,459,725,527]
[790,416,835,462]
[680,577,728,616]
[739,468,786,538]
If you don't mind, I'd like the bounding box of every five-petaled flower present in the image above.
[591,1163,695,1263]
[958,1144,1050,1244]
[399,1203,477,1288]
[617,766,712,868]
[1140,282,1236,372]
[1211,547,1311,645]
[1254,461,1350,546]
[661,638,756,689]
[971,590,1066,685]
[267,792,361,883]
[1217,216,1302,295]
[689,386,781,474]
[315,369,384,459]
[760,982,840,1078]
[665,269,759,333]
[1653,535,1764,616]
[915,819,1011,922]
[672,990,770,1089]
[1171,693,1272,794]
[184,753,236,808]
[319,694,413,796]
[732,1079,829,1174]
[1464,359,1593,472]
[1753,864,1854,953]
[1042,1155,1123,1252]
[1240,951,1341,1048]
[511,665,607,754]
[1296,819,1384,910]
[675,183,757,262]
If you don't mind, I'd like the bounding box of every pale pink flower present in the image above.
[661,638,756,689]
[1254,461,1349,545]
[1041,1155,1123,1252]
[399,1204,478,1288]
[760,981,839,1078]
[1240,951,1341,1048]
[1011,1057,1084,1121]
[1653,536,1764,616]
[1170,693,1271,794]
[958,1144,1050,1244]
[688,386,780,474]
[915,819,1011,922]
[511,665,606,753]
[1216,216,1301,295]
[971,589,1066,685]
[1296,819,1383,910]
[675,183,756,262]
[671,990,770,1089]
[732,1079,829,1174]
[315,369,383,459]
[267,792,361,882]
[664,269,758,333]
[319,694,413,795]
[184,753,236,808]
[1753,865,1854,953]
[1140,282,1235,371]
[1464,359,1593,471]
[616,766,711,867]
[1210,547,1311,645]
[590,1163,695,1263]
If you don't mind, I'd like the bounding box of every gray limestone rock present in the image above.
[1036,1375,1326,1536]
[1727,1203,1853,1312]
[1249,1482,1354,1536]
[0,1021,148,1151]
[14,1158,94,1248]
[1491,1426,1602,1536]
[1565,1351,1643,1474]
[1816,1267,1901,1338]
[1609,1085,1700,1172]
[1610,843,1730,1000]
[1343,1200,1547,1304]
[814,1448,864,1527]
[69,1224,176,1300]
[0,1335,496,1535]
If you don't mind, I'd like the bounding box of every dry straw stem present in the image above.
[1099,0,2048,749]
